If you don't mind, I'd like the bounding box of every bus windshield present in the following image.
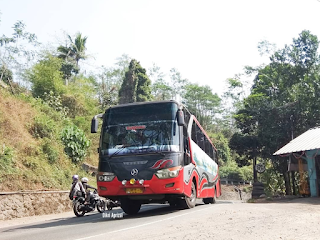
[100,102,180,156]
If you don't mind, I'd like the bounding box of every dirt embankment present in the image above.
[220,185,252,202]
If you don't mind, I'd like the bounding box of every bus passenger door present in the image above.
[183,127,194,196]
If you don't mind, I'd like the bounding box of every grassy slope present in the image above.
[0,88,99,192]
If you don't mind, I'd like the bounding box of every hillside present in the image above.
[0,88,99,192]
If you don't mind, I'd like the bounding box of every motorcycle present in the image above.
[106,199,121,210]
[73,190,105,217]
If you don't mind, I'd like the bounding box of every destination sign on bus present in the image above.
[125,125,146,130]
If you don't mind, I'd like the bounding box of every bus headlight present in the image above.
[98,172,115,182]
[155,166,181,179]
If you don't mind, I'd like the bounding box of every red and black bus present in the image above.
[91,100,221,215]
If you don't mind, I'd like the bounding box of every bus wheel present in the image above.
[120,199,141,215]
[179,181,196,209]
[203,189,216,204]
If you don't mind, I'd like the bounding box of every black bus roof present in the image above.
[105,100,183,111]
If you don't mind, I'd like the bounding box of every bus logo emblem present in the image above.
[150,159,173,169]
[131,168,139,176]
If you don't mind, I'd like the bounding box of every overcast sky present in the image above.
[1,0,320,96]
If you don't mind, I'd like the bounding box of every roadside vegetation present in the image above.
[1,14,319,196]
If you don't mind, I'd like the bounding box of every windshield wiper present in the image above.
[108,145,129,160]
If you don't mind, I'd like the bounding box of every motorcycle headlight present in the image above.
[155,166,181,179]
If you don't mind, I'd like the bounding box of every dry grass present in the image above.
[0,92,37,149]
[0,89,98,192]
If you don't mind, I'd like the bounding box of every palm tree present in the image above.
[57,32,88,67]
[57,32,88,84]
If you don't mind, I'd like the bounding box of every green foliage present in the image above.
[169,68,188,98]
[136,71,153,102]
[29,115,56,139]
[0,65,13,84]
[22,157,39,170]
[184,83,221,129]
[42,138,59,164]
[57,32,88,80]
[0,20,39,81]
[219,160,241,179]
[61,94,87,118]
[229,132,261,166]
[60,61,79,81]
[149,63,172,100]
[61,125,90,164]
[27,54,66,99]
[242,185,252,193]
[43,91,69,117]
[219,160,253,181]
[119,59,152,104]
[208,132,231,164]
[259,161,286,196]
[231,30,320,194]
[62,76,98,117]
[0,145,16,175]
[96,54,131,109]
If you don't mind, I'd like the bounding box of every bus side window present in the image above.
[191,121,197,143]
[213,148,217,163]
[183,126,191,165]
[195,124,205,152]
[205,138,213,159]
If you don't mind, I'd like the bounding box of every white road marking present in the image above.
[74,205,214,240]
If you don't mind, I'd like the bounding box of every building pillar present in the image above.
[305,150,318,197]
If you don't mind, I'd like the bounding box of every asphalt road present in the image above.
[0,200,235,240]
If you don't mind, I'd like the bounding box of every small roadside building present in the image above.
[274,127,320,197]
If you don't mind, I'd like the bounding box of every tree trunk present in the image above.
[284,171,291,195]
[291,171,296,195]
[253,155,257,182]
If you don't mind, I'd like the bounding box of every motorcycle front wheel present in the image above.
[73,201,86,217]
[96,200,106,213]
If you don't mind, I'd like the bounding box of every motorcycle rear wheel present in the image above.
[73,201,86,217]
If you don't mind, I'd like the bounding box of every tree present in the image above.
[0,65,13,85]
[57,32,88,67]
[27,54,66,99]
[169,68,188,99]
[231,30,320,194]
[0,19,39,86]
[149,63,172,101]
[118,59,152,104]
[184,83,221,130]
[57,32,88,83]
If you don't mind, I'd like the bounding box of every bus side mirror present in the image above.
[177,110,185,126]
[91,118,98,133]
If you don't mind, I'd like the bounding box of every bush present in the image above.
[219,160,253,182]
[22,157,39,170]
[42,138,59,164]
[61,125,90,164]
[27,54,66,99]
[61,94,87,118]
[0,145,16,174]
[29,115,56,139]
[43,91,69,118]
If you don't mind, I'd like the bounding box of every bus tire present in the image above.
[203,187,217,204]
[120,199,141,215]
[179,181,196,209]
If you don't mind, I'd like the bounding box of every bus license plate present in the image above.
[126,188,143,194]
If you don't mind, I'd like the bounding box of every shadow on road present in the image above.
[2,200,231,233]
[252,196,320,205]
